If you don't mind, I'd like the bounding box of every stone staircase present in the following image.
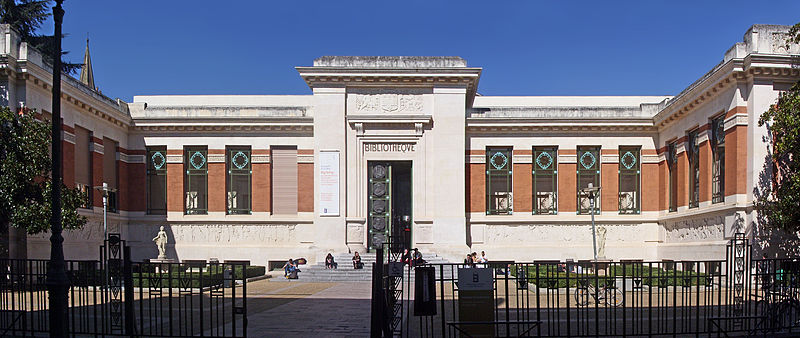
[277,252,451,282]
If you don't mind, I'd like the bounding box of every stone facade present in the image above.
[2,24,798,265]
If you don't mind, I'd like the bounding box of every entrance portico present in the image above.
[298,56,481,260]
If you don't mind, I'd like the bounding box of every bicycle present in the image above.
[574,280,624,307]
[751,270,800,334]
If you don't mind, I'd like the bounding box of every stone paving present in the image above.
[245,278,372,337]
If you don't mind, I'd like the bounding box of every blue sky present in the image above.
[39,1,800,101]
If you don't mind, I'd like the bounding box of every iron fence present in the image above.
[377,235,800,337]
[0,238,247,337]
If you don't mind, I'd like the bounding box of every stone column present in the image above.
[312,86,348,258]
[429,86,469,260]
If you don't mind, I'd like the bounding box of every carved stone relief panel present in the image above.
[346,223,365,244]
[346,88,429,115]
[131,224,300,246]
[663,215,725,242]
[415,224,433,244]
[31,220,105,242]
[483,224,641,245]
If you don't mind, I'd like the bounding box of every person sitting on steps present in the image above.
[352,252,363,269]
[325,253,338,269]
[283,258,294,277]
[412,248,425,267]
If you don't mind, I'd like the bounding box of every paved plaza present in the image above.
[245,278,372,337]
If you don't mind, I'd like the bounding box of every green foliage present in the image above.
[756,25,800,232]
[515,264,710,288]
[132,265,266,288]
[0,0,81,74]
[0,106,87,235]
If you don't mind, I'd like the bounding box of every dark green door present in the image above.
[368,162,391,250]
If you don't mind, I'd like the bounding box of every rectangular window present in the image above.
[271,146,298,215]
[687,130,700,208]
[184,146,208,214]
[618,146,640,214]
[532,147,557,214]
[146,146,167,215]
[577,146,600,215]
[711,116,725,203]
[103,137,118,212]
[668,142,677,212]
[486,147,512,215]
[227,146,252,214]
[74,126,92,209]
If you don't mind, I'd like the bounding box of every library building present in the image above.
[1,24,799,265]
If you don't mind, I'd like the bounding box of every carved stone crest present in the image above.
[351,89,424,113]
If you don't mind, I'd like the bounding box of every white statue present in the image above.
[597,226,608,258]
[152,226,168,259]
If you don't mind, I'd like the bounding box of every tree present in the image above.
[755,23,800,234]
[0,0,81,73]
[0,106,87,259]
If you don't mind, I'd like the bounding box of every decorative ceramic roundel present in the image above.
[372,199,386,213]
[373,165,386,179]
[490,152,508,170]
[621,151,637,170]
[372,182,386,196]
[190,151,206,169]
[536,152,553,170]
[372,217,386,231]
[580,151,596,170]
[151,151,166,170]
[232,151,249,169]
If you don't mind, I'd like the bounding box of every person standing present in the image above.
[479,251,488,263]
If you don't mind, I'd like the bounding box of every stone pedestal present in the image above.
[151,258,177,273]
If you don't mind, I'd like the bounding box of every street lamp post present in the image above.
[94,182,116,242]
[95,182,116,289]
[581,183,602,262]
[46,1,69,336]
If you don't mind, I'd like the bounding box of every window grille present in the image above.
[532,147,557,214]
[668,142,677,212]
[103,137,118,213]
[577,146,600,215]
[146,146,167,215]
[486,147,512,215]
[711,116,725,203]
[687,131,700,208]
[227,146,252,214]
[184,146,208,215]
[618,146,640,214]
[74,126,92,209]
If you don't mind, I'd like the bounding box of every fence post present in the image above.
[123,245,134,336]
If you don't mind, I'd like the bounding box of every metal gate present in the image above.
[1,237,248,337]
[373,233,800,337]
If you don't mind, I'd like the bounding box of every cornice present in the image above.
[296,66,482,106]
[10,59,132,128]
[346,114,432,125]
[466,117,656,133]
[654,54,800,130]
[132,116,314,133]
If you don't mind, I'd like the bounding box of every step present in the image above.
[280,252,452,282]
